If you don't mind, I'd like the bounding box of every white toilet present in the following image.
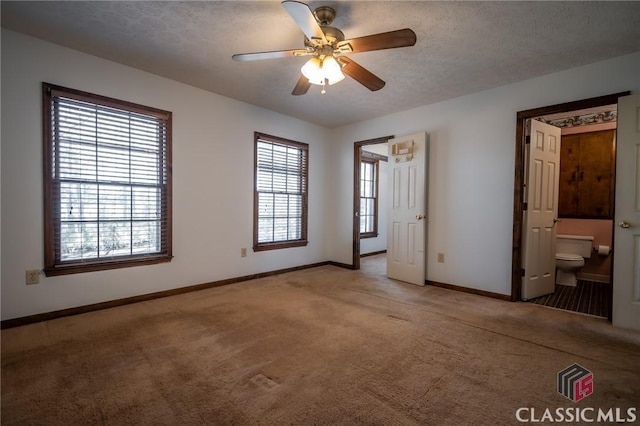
[555,234,594,286]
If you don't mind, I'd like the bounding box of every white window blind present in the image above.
[254,133,308,250]
[44,84,172,274]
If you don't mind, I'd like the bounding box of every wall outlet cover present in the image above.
[26,269,40,285]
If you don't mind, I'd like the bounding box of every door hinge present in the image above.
[521,268,525,277]
[523,202,528,211]
[525,136,531,144]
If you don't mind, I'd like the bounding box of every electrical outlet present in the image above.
[241,248,247,258]
[437,253,445,263]
[26,269,40,285]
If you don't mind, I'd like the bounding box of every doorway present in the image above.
[352,136,393,271]
[511,91,630,320]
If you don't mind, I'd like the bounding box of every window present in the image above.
[254,132,308,251]
[43,83,172,276]
[360,157,379,238]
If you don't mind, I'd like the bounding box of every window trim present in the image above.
[253,132,309,252]
[359,156,379,239]
[42,83,172,276]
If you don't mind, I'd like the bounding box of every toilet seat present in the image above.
[556,253,583,261]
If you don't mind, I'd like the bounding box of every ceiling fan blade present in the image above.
[292,75,311,96]
[232,49,310,62]
[339,57,385,91]
[281,0,328,46]
[338,28,416,53]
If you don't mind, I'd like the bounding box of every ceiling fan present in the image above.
[232,0,417,95]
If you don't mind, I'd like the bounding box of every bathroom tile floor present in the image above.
[530,280,611,318]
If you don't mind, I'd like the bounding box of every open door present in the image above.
[521,120,561,300]
[387,131,428,286]
[612,93,640,331]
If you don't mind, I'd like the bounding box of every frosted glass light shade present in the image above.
[301,57,325,85]
[322,56,345,85]
[301,56,345,86]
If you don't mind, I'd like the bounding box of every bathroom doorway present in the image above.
[511,92,629,320]
[352,136,392,273]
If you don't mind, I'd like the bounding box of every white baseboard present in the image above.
[578,272,610,284]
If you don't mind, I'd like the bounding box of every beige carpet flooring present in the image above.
[2,254,640,425]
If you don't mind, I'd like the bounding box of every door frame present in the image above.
[352,135,394,269]
[511,92,629,314]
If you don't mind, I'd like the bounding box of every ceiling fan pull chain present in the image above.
[321,78,327,94]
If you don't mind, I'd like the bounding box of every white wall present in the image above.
[327,51,640,296]
[2,28,639,320]
[1,30,329,320]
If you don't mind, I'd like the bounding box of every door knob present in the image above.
[416,214,425,220]
[619,220,631,229]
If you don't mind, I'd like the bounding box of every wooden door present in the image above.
[579,130,615,217]
[558,134,580,215]
[558,130,615,218]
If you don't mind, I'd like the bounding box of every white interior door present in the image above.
[522,120,561,300]
[612,93,640,331]
[387,131,428,286]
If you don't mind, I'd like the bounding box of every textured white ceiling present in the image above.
[2,1,640,127]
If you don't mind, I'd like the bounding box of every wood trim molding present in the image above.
[427,280,512,301]
[511,91,629,307]
[353,144,362,270]
[42,83,173,276]
[360,156,380,239]
[1,261,332,329]
[253,132,309,252]
[327,261,356,270]
[360,250,387,257]
[353,135,394,270]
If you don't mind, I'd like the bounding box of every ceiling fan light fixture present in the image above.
[234,1,417,96]
[301,56,345,87]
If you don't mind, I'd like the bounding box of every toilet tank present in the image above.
[556,234,594,258]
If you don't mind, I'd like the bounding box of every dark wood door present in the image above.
[558,134,580,216]
[558,130,615,219]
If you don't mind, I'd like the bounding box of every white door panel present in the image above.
[387,132,428,286]
[522,120,561,300]
[612,93,640,331]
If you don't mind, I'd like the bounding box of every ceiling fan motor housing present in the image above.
[305,25,345,48]
[301,5,342,49]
